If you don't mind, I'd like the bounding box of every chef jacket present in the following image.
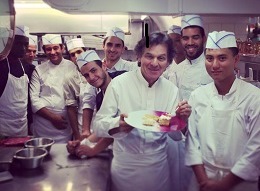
[168,53,213,100]
[105,58,138,73]
[83,59,138,110]
[185,79,260,181]
[30,58,77,113]
[94,68,179,154]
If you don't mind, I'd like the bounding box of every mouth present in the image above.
[211,71,222,75]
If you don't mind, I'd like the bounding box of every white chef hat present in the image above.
[28,34,38,46]
[76,50,101,69]
[181,15,203,30]
[42,34,62,45]
[206,31,237,49]
[167,25,181,35]
[105,27,125,41]
[66,38,85,51]
[15,25,29,37]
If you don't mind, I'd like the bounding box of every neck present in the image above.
[215,75,236,95]
[100,74,112,92]
[105,58,120,69]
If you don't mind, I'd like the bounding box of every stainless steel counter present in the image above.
[0,144,112,191]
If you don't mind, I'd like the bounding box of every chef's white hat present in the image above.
[76,50,101,69]
[42,34,62,45]
[206,31,237,49]
[15,25,29,37]
[28,34,38,46]
[66,38,85,51]
[181,15,203,30]
[105,27,125,41]
[167,25,181,35]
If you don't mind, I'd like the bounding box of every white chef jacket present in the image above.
[163,59,178,80]
[30,58,78,142]
[168,53,213,101]
[64,69,88,131]
[186,79,260,182]
[93,68,179,191]
[82,58,138,110]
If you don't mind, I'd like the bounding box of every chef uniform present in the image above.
[83,27,137,112]
[185,31,260,191]
[163,25,181,80]
[0,26,29,137]
[93,67,180,191]
[64,38,88,134]
[168,15,212,191]
[30,34,77,143]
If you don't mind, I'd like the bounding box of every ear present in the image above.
[102,62,107,71]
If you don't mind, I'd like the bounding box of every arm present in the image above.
[81,108,93,139]
[67,106,80,140]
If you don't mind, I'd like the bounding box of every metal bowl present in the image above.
[24,137,55,153]
[13,148,47,169]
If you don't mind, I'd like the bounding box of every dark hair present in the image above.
[181,26,205,38]
[42,44,63,52]
[103,36,125,47]
[134,32,174,64]
[95,60,103,67]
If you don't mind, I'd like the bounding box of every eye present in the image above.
[145,54,153,60]
[219,56,227,61]
[206,56,213,62]
[192,35,200,40]
[158,56,166,62]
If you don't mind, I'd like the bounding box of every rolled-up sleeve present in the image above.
[82,83,97,110]
[29,69,46,113]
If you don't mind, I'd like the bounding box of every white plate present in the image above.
[124,110,186,132]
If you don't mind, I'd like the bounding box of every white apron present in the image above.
[0,59,28,136]
[31,63,72,143]
[111,149,171,191]
[188,81,258,191]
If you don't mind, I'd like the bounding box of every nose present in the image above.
[151,58,159,66]
[212,59,220,69]
[187,37,193,45]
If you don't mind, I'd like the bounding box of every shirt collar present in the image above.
[212,78,238,96]
[136,68,161,88]
[188,53,205,65]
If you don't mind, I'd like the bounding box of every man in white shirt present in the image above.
[185,31,260,191]
[93,32,191,191]
[30,34,78,143]
[81,27,138,139]
[168,15,212,101]
[163,25,186,79]
[64,38,88,140]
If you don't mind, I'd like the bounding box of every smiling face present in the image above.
[140,44,169,86]
[80,61,108,89]
[181,27,206,60]
[103,36,124,66]
[205,48,239,84]
[44,44,64,65]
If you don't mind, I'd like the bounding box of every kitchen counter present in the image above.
[0,144,112,191]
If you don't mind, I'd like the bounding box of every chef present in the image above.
[93,32,191,191]
[168,14,213,101]
[185,31,260,191]
[0,25,29,137]
[163,25,186,79]
[64,38,88,140]
[30,34,78,143]
[81,26,138,139]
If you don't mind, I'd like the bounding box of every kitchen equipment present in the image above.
[24,137,54,153]
[13,148,47,169]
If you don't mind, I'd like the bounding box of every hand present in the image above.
[51,114,68,130]
[75,145,94,158]
[66,140,80,155]
[80,130,91,140]
[119,114,134,133]
[199,179,225,191]
[175,100,192,121]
